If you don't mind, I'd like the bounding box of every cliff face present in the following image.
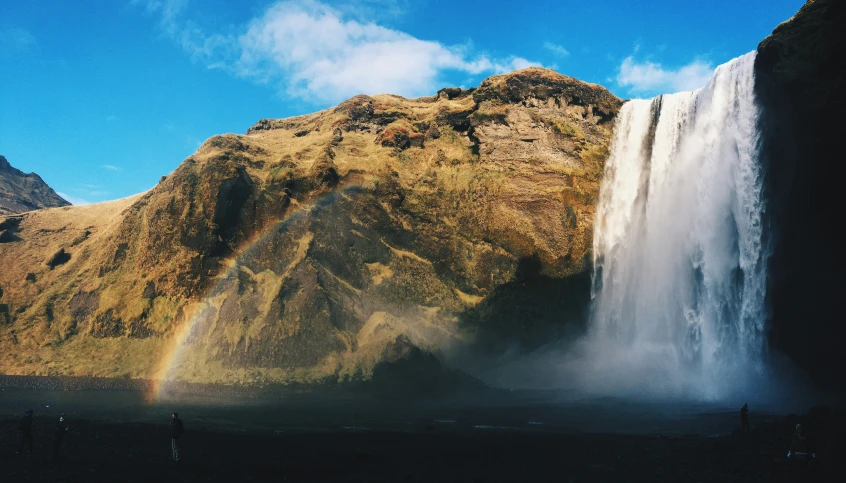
[755,0,846,389]
[0,155,70,216]
[0,69,621,384]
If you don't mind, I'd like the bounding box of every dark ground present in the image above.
[1,411,844,483]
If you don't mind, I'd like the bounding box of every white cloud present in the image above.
[56,192,91,206]
[616,55,713,95]
[101,164,121,171]
[543,42,570,57]
[0,27,39,55]
[137,0,539,103]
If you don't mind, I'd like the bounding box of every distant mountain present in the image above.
[0,155,70,215]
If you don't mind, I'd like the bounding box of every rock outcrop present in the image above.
[0,155,70,216]
[755,0,846,390]
[0,69,621,385]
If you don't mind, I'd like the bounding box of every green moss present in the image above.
[579,143,610,177]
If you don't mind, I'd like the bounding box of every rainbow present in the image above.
[146,183,365,401]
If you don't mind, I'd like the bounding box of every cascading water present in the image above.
[583,52,769,400]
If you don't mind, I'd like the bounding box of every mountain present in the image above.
[0,69,621,384]
[0,155,70,216]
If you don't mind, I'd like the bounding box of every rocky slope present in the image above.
[0,69,621,385]
[755,0,846,391]
[0,155,69,216]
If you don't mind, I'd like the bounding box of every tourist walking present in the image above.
[17,409,34,456]
[52,415,69,463]
[171,412,184,462]
[787,423,816,464]
[740,403,750,432]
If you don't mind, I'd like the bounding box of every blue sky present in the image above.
[1,0,804,204]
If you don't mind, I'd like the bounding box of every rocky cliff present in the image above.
[755,0,846,391]
[0,69,621,385]
[0,155,69,216]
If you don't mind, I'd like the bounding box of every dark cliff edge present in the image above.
[755,0,846,394]
[0,154,70,215]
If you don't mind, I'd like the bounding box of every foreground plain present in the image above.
[1,409,844,483]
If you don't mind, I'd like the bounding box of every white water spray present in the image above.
[583,52,768,400]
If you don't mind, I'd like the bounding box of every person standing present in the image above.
[52,415,69,464]
[787,423,815,464]
[740,403,750,432]
[171,412,184,462]
[17,409,34,456]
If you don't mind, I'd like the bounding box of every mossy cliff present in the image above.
[0,69,621,385]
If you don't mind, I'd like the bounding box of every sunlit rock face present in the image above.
[754,0,846,391]
[0,69,621,385]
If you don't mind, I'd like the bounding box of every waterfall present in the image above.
[585,52,768,400]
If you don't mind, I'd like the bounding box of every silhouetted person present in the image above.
[171,412,184,462]
[52,415,68,464]
[17,409,34,455]
[740,403,750,432]
[787,423,815,463]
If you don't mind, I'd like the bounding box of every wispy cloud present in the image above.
[106,114,118,122]
[616,55,713,95]
[73,187,110,197]
[0,27,39,55]
[543,42,570,57]
[101,164,121,171]
[184,135,203,148]
[56,192,91,206]
[136,0,539,103]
